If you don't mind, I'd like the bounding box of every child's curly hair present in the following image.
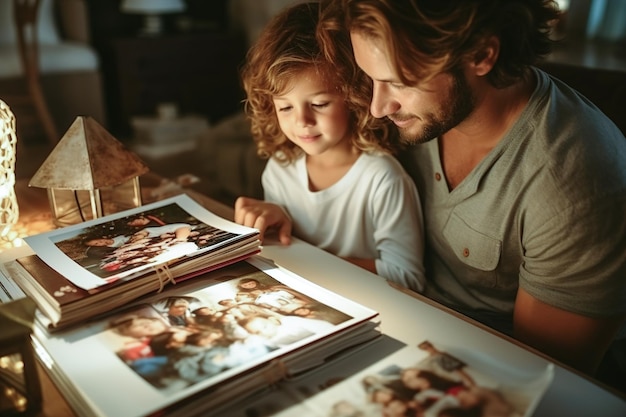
[240,1,397,164]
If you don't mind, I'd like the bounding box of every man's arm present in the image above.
[514,287,625,374]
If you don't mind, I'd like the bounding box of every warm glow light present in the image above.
[0,99,19,240]
[121,0,185,14]
[120,0,186,36]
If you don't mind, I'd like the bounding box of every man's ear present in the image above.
[472,36,500,77]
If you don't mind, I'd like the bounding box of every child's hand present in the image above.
[234,197,292,245]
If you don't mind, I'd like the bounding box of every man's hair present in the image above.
[241,1,396,163]
[319,0,560,88]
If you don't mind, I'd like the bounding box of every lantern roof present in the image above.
[29,116,149,190]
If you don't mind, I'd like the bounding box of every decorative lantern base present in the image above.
[48,177,143,227]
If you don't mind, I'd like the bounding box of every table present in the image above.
[256,242,626,416]
[5,176,626,417]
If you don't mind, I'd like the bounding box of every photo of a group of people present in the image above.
[315,340,552,417]
[340,341,514,417]
[99,263,352,393]
[52,202,238,280]
[256,339,553,417]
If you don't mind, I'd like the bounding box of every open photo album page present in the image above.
[33,258,379,417]
[24,194,259,291]
[266,340,554,417]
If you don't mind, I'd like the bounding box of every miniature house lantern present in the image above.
[28,116,149,227]
[0,298,41,415]
[0,99,19,242]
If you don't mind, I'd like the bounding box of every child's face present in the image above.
[127,217,150,226]
[124,317,168,337]
[401,368,429,390]
[272,68,351,157]
[245,316,278,338]
[168,301,189,315]
[197,330,223,346]
[240,280,258,289]
[371,388,394,404]
[293,307,311,316]
[86,238,114,247]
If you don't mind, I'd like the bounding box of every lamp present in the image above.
[0,99,19,243]
[0,298,41,415]
[28,116,149,227]
[121,0,186,36]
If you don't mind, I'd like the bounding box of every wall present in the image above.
[228,0,305,48]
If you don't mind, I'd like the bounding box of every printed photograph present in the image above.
[50,202,239,280]
[98,264,353,394]
[264,340,553,417]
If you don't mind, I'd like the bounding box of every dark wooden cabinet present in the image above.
[111,32,246,137]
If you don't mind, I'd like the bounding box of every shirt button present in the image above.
[462,248,470,257]
[435,172,442,181]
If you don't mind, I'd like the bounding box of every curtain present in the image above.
[586,0,626,41]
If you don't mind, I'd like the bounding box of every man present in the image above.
[317,0,626,387]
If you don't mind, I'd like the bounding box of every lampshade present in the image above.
[121,0,186,36]
[28,116,149,190]
[121,0,186,14]
[28,116,149,226]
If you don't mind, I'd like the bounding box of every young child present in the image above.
[233,2,426,292]
[237,312,334,349]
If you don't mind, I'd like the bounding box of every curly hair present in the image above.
[241,1,397,164]
[319,0,561,88]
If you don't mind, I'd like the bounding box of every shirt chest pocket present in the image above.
[443,213,502,271]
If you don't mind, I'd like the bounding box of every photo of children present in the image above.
[99,265,353,393]
[52,202,239,280]
[261,340,553,417]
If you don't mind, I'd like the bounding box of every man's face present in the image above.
[350,32,476,144]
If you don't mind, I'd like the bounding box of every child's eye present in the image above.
[312,102,330,109]
[277,105,292,112]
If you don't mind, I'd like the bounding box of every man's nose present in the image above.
[371,82,399,118]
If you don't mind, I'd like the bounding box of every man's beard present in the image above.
[396,71,476,145]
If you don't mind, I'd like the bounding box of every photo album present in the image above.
[0,193,557,417]
[232,338,554,417]
[2,194,261,330]
[28,257,381,417]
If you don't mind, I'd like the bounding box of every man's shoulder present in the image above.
[535,67,623,141]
